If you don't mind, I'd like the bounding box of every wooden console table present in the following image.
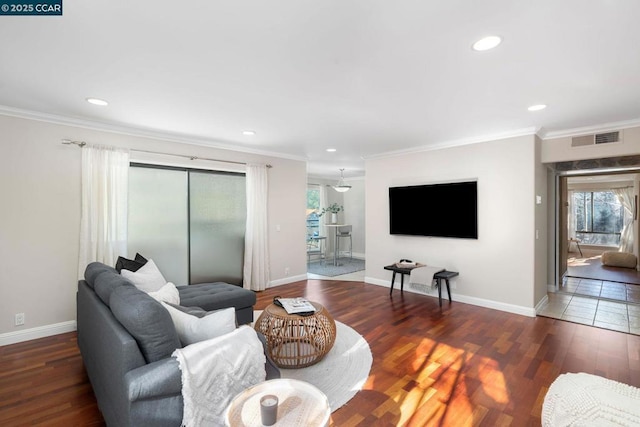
[384,264,459,307]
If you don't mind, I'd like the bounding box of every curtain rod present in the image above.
[61,139,272,168]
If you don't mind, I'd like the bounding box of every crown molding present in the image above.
[307,173,366,182]
[0,105,308,162]
[539,118,640,140]
[365,126,538,160]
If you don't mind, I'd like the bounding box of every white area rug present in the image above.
[254,311,372,412]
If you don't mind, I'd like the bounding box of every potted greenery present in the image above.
[319,203,343,224]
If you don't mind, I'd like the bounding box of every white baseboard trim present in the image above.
[0,320,77,346]
[455,294,537,317]
[365,277,537,317]
[535,293,550,313]
[269,274,307,288]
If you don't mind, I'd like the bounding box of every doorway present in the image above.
[305,179,366,281]
[556,171,640,300]
[538,162,640,334]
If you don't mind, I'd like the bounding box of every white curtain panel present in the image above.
[568,191,577,240]
[77,145,130,278]
[319,184,328,238]
[243,164,270,291]
[613,187,635,253]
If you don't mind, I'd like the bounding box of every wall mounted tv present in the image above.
[389,180,478,239]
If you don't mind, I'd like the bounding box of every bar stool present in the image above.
[335,226,352,260]
[307,236,326,263]
[568,238,583,257]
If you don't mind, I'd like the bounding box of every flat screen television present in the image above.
[389,181,477,239]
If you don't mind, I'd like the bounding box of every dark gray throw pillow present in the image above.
[110,285,181,363]
[115,253,148,273]
[134,252,148,264]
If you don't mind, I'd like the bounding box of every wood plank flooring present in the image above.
[567,253,640,285]
[3,279,640,426]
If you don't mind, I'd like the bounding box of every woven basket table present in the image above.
[255,302,336,368]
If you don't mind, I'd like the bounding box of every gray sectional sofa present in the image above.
[77,262,278,427]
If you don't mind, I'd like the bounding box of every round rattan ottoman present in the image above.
[254,302,336,368]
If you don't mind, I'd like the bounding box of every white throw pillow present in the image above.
[121,259,166,292]
[161,303,236,346]
[148,282,180,305]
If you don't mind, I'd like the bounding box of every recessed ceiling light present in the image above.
[528,104,547,111]
[326,148,337,152]
[242,130,256,136]
[86,97,108,106]
[472,36,502,51]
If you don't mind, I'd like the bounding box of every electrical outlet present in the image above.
[284,267,290,276]
[15,313,25,326]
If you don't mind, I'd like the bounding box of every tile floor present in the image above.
[538,276,640,335]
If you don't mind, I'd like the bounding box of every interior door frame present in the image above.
[554,167,640,285]
[557,175,568,285]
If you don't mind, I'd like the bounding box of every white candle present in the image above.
[262,397,277,406]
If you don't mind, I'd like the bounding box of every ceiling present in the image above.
[2,1,640,179]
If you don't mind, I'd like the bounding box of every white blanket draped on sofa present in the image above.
[172,325,266,427]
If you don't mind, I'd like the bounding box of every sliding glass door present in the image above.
[128,165,246,286]
[128,167,189,284]
[189,171,246,284]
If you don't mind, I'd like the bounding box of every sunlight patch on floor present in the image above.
[379,337,511,426]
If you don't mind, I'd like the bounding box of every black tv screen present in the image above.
[389,181,477,239]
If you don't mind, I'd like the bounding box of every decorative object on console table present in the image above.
[384,263,459,307]
[394,259,422,269]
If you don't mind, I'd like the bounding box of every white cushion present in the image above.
[601,251,638,269]
[161,303,236,346]
[543,372,640,426]
[148,282,180,305]
[121,259,166,292]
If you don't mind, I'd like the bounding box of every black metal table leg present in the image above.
[437,278,442,306]
[390,271,397,294]
[445,279,452,303]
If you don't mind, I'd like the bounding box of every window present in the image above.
[572,191,623,246]
[306,185,321,247]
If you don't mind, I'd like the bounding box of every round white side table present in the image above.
[225,379,330,427]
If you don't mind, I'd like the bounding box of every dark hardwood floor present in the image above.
[3,279,640,426]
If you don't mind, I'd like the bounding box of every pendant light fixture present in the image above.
[332,168,351,192]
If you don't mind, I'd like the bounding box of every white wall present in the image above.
[365,135,538,316]
[0,114,307,342]
[534,137,549,305]
[546,168,557,286]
